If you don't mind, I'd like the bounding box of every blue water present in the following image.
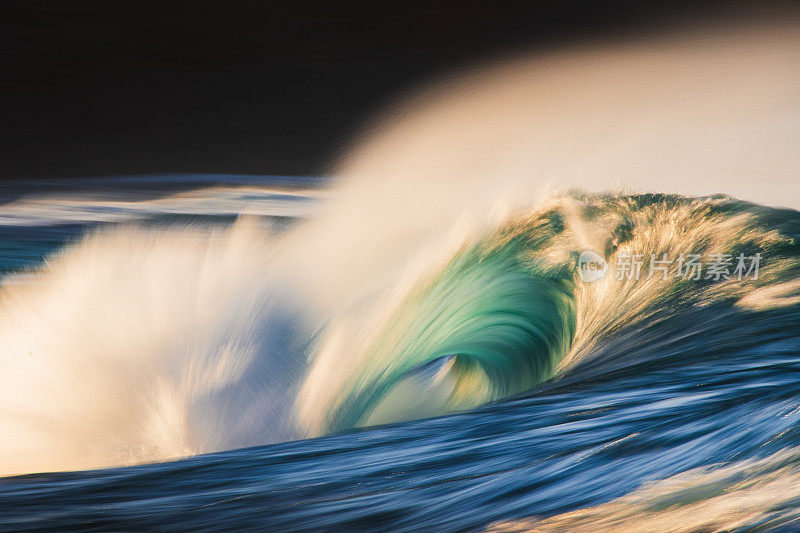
[1,176,800,532]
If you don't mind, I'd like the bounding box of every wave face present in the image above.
[297,192,800,436]
[298,233,577,433]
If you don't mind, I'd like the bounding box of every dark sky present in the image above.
[1,1,791,180]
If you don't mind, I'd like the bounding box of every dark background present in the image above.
[1,1,795,180]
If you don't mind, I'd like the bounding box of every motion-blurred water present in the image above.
[3,23,800,531]
[1,176,799,532]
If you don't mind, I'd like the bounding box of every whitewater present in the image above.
[1,23,800,532]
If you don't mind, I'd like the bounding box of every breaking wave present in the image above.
[1,31,799,533]
[1,190,797,478]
